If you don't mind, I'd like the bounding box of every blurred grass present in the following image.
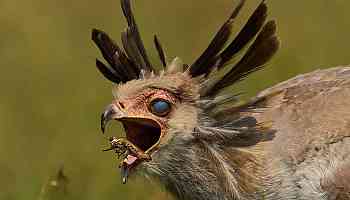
[0,0,349,199]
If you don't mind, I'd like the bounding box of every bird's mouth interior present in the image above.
[107,118,161,184]
[120,118,161,153]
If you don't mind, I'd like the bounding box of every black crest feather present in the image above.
[92,0,155,83]
[215,1,268,69]
[154,35,167,68]
[120,0,153,72]
[92,0,279,94]
[189,0,245,77]
[95,58,121,83]
[92,29,139,82]
[209,20,279,95]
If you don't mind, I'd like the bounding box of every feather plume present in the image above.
[209,20,279,95]
[120,0,153,72]
[154,35,167,68]
[215,1,268,69]
[95,58,122,83]
[92,29,139,82]
[189,0,245,77]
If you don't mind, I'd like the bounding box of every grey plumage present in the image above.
[92,0,350,199]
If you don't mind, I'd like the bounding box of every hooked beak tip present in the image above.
[100,113,106,134]
[100,104,117,134]
[100,112,109,134]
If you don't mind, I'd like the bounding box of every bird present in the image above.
[92,0,350,199]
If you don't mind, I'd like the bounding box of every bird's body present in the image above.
[218,67,350,199]
[136,67,350,200]
[248,67,350,199]
[92,0,350,199]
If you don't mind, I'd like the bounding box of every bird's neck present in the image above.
[144,137,285,200]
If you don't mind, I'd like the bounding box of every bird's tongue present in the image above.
[121,155,138,184]
[124,154,138,165]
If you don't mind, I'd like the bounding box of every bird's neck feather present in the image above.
[143,134,282,200]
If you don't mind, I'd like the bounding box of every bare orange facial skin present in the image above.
[102,87,181,184]
[101,72,200,184]
[113,88,178,129]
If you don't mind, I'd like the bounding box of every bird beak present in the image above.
[100,103,162,184]
[100,104,162,153]
[100,101,166,185]
[100,104,124,134]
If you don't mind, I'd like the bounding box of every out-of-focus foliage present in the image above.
[0,0,349,199]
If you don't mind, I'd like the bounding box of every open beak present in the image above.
[101,104,124,134]
[100,104,162,184]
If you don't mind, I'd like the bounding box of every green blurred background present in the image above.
[0,0,349,199]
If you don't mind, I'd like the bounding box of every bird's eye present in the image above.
[150,99,171,117]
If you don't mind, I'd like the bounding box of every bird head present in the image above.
[93,0,279,187]
[101,70,199,152]
[99,60,202,183]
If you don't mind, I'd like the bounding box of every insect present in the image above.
[103,137,151,161]
[103,137,152,184]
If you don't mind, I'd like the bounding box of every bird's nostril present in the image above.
[119,102,125,109]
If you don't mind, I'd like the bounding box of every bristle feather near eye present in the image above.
[166,57,184,74]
